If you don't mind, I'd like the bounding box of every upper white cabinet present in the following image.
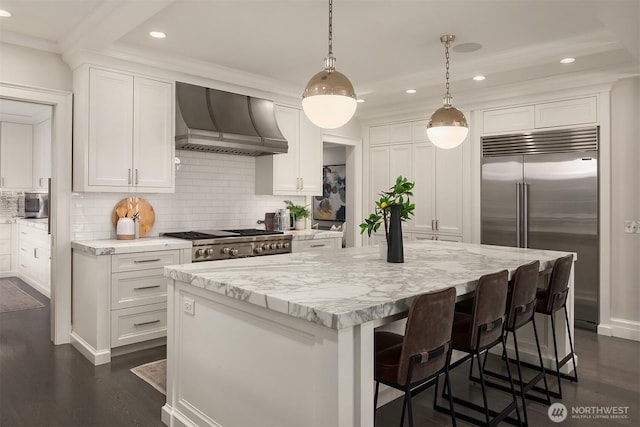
[73,66,174,193]
[366,122,464,241]
[369,123,412,146]
[32,118,51,190]
[1,122,33,190]
[483,96,597,134]
[255,105,322,196]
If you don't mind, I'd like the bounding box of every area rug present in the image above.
[131,359,166,395]
[0,279,45,313]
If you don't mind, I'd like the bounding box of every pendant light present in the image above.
[427,35,468,149]
[302,0,357,129]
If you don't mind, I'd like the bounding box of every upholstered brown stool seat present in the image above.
[374,287,457,427]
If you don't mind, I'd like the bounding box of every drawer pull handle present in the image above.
[133,259,161,263]
[133,319,161,327]
[310,244,326,248]
[134,285,161,291]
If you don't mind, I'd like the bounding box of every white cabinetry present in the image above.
[255,105,322,196]
[17,221,50,297]
[367,121,463,242]
[291,235,343,252]
[483,96,597,134]
[73,66,174,193]
[1,122,33,190]
[0,223,11,273]
[32,118,51,190]
[72,247,187,365]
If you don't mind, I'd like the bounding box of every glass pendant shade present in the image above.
[427,105,469,149]
[302,69,357,129]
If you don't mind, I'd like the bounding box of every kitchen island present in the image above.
[162,240,576,427]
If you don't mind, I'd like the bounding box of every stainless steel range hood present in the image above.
[175,82,288,156]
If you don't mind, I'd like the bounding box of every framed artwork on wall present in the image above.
[313,164,346,222]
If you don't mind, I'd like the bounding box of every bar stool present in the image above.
[532,254,578,399]
[472,260,551,426]
[374,287,457,427]
[436,270,522,427]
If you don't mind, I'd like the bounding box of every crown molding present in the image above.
[0,30,60,53]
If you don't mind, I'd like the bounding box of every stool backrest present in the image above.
[545,254,574,312]
[470,270,509,350]
[508,260,540,329]
[397,287,456,385]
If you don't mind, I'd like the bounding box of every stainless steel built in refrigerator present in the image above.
[481,127,599,329]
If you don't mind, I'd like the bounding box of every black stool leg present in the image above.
[532,317,551,405]
[501,333,523,426]
[444,368,457,427]
[476,351,492,425]
[400,383,409,427]
[374,380,380,424]
[511,329,528,426]
[550,311,563,399]
[564,305,579,382]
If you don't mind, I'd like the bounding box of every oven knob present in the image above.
[222,247,230,254]
[230,248,239,256]
[205,248,215,256]
[270,243,277,250]
[283,242,290,249]
[254,247,263,254]
[276,243,283,249]
[195,249,205,258]
[262,243,270,251]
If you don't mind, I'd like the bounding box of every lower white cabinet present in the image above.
[291,235,343,252]
[17,221,50,297]
[0,223,11,273]
[71,247,187,365]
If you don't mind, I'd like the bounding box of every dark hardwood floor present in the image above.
[1,277,639,426]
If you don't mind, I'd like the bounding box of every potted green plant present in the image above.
[284,200,310,230]
[359,176,415,262]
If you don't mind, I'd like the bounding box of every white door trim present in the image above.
[0,82,73,344]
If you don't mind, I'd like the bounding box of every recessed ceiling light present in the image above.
[0,9,12,17]
[356,99,365,103]
[149,31,166,39]
[405,89,417,94]
[560,57,575,64]
[473,75,486,81]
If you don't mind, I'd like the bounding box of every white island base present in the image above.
[161,242,576,427]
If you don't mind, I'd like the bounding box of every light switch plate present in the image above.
[624,220,640,234]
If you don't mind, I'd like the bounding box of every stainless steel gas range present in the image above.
[161,229,292,262]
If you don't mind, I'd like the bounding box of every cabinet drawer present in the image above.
[111,250,180,273]
[0,239,10,255]
[18,225,48,247]
[111,269,167,310]
[0,254,10,271]
[292,238,341,252]
[110,303,167,347]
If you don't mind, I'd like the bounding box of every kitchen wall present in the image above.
[0,42,72,92]
[609,76,640,329]
[70,150,305,240]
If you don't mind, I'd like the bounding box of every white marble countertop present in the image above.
[16,218,48,231]
[286,229,343,241]
[165,240,573,330]
[71,237,192,256]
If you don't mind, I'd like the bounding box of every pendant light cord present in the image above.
[441,35,454,107]
[324,0,336,72]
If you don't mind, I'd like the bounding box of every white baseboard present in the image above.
[70,331,111,365]
[17,273,50,298]
[599,318,640,342]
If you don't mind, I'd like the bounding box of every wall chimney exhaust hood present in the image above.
[175,82,288,156]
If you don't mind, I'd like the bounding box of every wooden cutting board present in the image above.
[111,197,155,238]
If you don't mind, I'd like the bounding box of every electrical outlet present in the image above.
[624,220,640,234]
[183,297,195,315]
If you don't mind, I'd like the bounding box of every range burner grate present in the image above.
[223,229,284,236]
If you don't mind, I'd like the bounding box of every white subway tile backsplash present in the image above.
[70,151,304,241]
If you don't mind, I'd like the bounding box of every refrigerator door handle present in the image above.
[523,182,529,248]
[516,182,521,248]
